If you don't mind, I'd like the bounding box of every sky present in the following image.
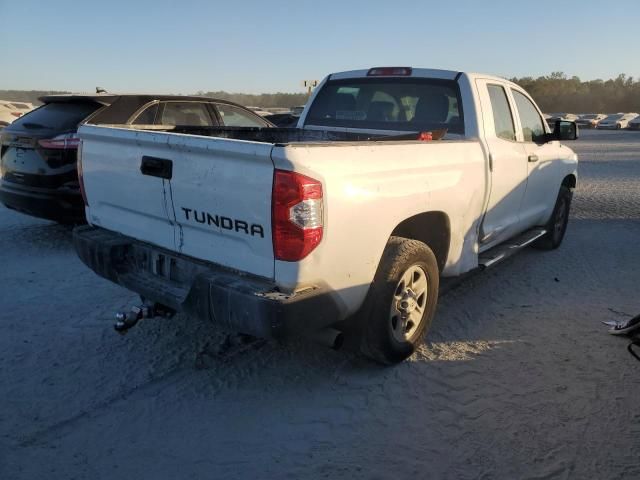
[1,0,639,94]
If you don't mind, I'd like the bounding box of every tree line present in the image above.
[0,90,70,105]
[2,73,639,114]
[0,89,309,109]
[512,73,640,114]
[195,91,308,108]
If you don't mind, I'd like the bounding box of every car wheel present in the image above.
[359,237,439,365]
[533,186,572,250]
[616,124,622,130]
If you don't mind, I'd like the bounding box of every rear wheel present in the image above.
[533,186,572,250]
[359,237,439,365]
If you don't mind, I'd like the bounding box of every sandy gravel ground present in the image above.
[1,130,639,479]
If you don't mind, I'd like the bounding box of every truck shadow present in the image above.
[178,216,640,374]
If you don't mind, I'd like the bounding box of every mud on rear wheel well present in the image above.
[390,212,450,272]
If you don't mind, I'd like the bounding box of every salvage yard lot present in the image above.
[2,130,640,479]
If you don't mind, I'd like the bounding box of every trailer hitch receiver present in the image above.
[114,302,175,334]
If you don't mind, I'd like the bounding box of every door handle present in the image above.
[528,154,539,163]
[140,156,173,179]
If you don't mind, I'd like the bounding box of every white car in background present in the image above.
[545,113,579,129]
[576,113,607,129]
[597,113,639,130]
[627,116,640,131]
[0,100,35,127]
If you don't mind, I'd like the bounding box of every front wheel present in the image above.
[359,237,439,365]
[533,186,572,250]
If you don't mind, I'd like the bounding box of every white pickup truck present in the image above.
[73,67,578,364]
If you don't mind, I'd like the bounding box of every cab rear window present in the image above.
[10,102,101,131]
[305,78,464,134]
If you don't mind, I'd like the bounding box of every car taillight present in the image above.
[10,112,22,118]
[38,134,80,150]
[77,139,88,206]
[272,169,323,261]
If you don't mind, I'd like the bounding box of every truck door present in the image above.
[509,88,566,228]
[475,80,529,248]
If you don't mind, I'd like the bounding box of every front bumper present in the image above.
[72,226,341,339]
[0,180,85,223]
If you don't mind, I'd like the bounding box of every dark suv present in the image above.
[0,94,273,223]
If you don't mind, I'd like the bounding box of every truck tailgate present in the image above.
[78,125,276,279]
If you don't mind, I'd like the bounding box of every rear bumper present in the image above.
[72,226,341,339]
[0,180,85,223]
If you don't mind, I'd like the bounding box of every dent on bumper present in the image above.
[72,225,341,339]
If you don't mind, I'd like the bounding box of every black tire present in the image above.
[359,237,439,365]
[533,185,572,250]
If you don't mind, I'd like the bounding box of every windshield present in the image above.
[305,77,464,134]
[582,114,598,119]
[604,114,623,121]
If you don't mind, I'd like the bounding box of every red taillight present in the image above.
[10,112,22,118]
[367,66,412,76]
[38,135,80,150]
[272,170,323,261]
[77,140,88,206]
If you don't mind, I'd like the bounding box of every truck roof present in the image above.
[328,67,512,86]
[329,67,460,81]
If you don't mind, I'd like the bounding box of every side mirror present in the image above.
[553,120,578,141]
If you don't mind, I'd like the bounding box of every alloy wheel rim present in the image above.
[389,265,428,342]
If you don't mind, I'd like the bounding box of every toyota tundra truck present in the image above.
[72,67,578,364]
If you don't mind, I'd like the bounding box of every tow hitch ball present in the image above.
[114,302,175,334]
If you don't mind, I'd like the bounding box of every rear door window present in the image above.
[158,102,213,126]
[11,103,31,109]
[487,85,516,141]
[305,78,464,134]
[8,102,101,132]
[215,104,268,127]
[131,103,159,125]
